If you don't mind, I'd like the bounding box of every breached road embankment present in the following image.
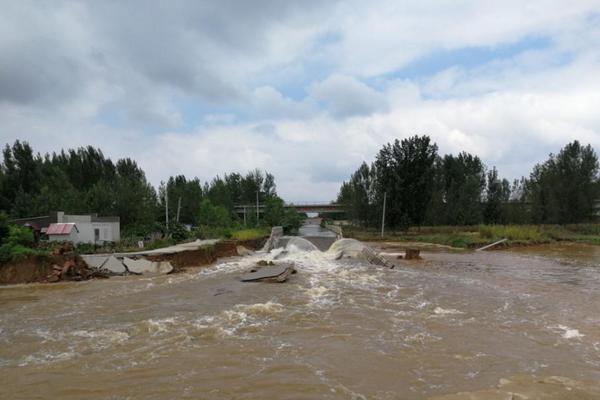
[0,238,265,286]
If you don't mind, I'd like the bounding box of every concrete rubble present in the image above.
[328,238,395,268]
[46,257,108,283]
[102,255,128,274]
[123,257,173,275]
[236,245,254,256]
[262,226,283,252]
[81,254,173,275]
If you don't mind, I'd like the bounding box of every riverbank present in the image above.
[343,224,600,249]
[0,237,267,286]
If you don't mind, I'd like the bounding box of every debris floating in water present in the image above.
[241,265,296,283]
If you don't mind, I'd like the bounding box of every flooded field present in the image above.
[1,233,600,398]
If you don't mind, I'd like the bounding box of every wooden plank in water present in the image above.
[241,265,294,282]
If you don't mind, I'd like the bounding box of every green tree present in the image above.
[337,162,377,226]
[281,207,303,234]
[263,196,285,227]
[439,152,486,225]
[527,141,599,223]
[197,199,231,228]
[375,135,438,229]
[483,166,511,224]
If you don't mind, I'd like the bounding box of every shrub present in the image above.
[75,242,97,254]
[6,225,34,246]
[0,224,48,263]
[168,222,190,242]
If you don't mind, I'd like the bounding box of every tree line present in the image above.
[337,136,600,229]
[0,141,302,237]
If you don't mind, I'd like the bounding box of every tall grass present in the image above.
[230,227,270,241]
[478,225,545,241]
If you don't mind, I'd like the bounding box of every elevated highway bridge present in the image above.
[234,202,344,215]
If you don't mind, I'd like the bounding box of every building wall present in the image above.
[48,230,79,243]
[91,222,120,242]
[56,213,120,243]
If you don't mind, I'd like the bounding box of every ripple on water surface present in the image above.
[1,242,600,399]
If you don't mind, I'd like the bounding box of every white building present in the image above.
[46,212,120,244]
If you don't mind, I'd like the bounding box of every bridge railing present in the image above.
[234,202,341,208]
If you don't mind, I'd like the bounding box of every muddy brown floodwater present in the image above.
[1,240,600,399]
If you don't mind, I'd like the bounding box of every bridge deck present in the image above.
[234,203,344,213]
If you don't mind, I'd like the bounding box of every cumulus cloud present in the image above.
[1,0,599,201]
[309,75,388,117]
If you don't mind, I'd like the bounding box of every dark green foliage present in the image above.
[337,162,378,227]
[0,141,157,233]
[281,207,303,234]
[339,137,600,228]
[263,197,285,227]
[484,167,511,224]
[526,141,599,224]
[0,224,39,263]
[438,152,485,225]
[0,212,9,243]
[375,135,438,228]
[260,196,303,233]
[158,175,203,225]
[168,222,191,242]
[197,199,232,228]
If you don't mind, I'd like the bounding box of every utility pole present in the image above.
[176,196,182,223]
[256,190,260,225]
[381,191,387,238]
[165,188,169,228]
[243,206,247,227]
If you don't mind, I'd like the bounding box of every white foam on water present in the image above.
[196,253,266,276]
[433,307,464,315]
[305,285,328,298]
[551,324,585,339]
[404,331,442,345]
[18,350,78,366]
[285,237,319,252]
[236,301,284,316]
[191,301,284,339]
[145,317,178,335]
[70,329,130,345]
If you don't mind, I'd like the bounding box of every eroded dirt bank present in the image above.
[0,254,105,285]
[0,238,265,286]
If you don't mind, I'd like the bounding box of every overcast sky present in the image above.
[1,1,600,201]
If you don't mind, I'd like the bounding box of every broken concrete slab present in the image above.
[123,257,173,274]
[123,257,153,274]
[102,255,127,274]
[328,238,395,268]
[81,255,109,270]
[262,226,283,252]
[153,261,174,274]
[241,265,296,282]
[236,245,253,256]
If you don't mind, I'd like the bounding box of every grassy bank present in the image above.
[343,224,600,249]
[230,227,271,241]
[74,227,272,255]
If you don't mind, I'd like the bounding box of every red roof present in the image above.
[47,223,78,235]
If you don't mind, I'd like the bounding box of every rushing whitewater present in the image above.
[1,223,600,398]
